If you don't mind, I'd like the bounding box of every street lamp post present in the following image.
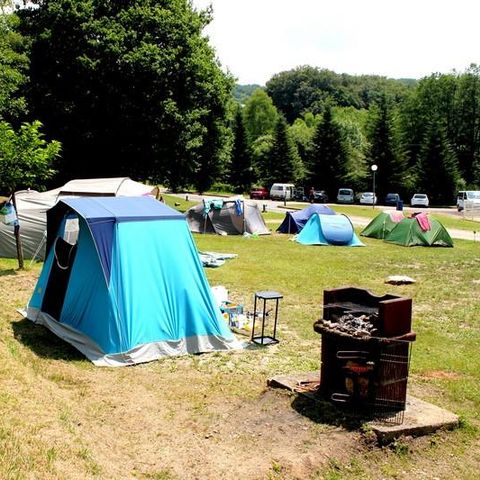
[371,164,378,209]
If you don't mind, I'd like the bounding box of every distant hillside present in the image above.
[262,66,420,122]
[233,84,262,103]
[233,71,418,116]
[396,78,418,86]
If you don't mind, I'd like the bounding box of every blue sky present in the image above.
[192,0,480,85]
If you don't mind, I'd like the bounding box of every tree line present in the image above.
[0,1,479,206]
[234,66,480,204]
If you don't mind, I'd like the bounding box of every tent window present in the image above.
[63,215,79,245]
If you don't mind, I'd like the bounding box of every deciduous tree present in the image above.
[266,66,413,123]
[18,0,233,191]
[0,120,60,268]
[250,133,273,185]
[0,120,59,193]
[243,88,278,142]
[0,11,28,121]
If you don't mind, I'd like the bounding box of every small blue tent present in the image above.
[295,214,364,246]
[26,197,241,366]
[277,204,335,234]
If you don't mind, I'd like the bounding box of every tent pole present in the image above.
[29,231,47,267]
[243,200,245,234]
[203,199,207,234]
[11,192,24,270]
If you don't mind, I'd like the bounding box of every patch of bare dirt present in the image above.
[58,375,362,480]
[420,371,463,380]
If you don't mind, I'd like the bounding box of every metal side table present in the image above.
[251,291,283,345]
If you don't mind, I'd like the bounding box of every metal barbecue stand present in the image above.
[314,287,416,425]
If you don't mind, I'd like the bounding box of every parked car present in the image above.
[249,186,269,200]
[293,187,307,201]
[313,190,329,203]
[410,193,429,208]
[384,193,401,206]
[359,192,377,205]
[336,188,355,204]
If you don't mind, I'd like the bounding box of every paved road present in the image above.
[171,193,479,241]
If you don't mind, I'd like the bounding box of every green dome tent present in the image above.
[361,211,453,247]
[360,211,404,239]
[384,217,453,247]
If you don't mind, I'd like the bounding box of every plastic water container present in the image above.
[0,202,18,226]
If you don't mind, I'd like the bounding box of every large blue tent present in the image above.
[277,204,335,234]
[295,214,364,246]
[26,197,240,366]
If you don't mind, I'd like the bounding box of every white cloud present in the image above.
[192,0,480,84]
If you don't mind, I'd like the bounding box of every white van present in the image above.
[270,183,295,200]
[457,190,480,211]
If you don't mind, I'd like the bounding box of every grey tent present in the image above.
[185,198,270,235]
[0,178,159,260]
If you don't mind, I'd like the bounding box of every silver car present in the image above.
[359,192,377,205]
[337,188,355,204]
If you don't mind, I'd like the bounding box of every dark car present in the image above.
[293,187,307,201]
[384,193,401,206]
[313,190,329,203]
[249,186,269,200]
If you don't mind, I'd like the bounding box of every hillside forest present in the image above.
[1,1,480,205]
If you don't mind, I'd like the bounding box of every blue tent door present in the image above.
[41,237,77,320]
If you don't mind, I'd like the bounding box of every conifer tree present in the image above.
[454,65,480,185]
[229,106,253,193]
[264,115,302,188]
[417,120,459,205]
[366,96,407,198]
[309,105,347,199]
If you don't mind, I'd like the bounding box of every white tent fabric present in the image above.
[0,178,158,260]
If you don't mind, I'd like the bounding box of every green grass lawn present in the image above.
[166,193,480,423]
[1,205,480,479]
[196,225,480,479]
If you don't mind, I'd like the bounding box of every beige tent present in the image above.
[0,178,159,260]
